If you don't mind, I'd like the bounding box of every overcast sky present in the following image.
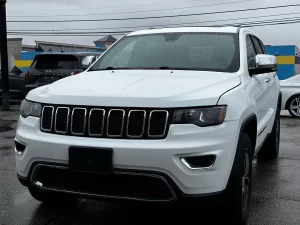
[5,0,300,47]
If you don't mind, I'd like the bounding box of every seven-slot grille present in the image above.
[40,105,170,139]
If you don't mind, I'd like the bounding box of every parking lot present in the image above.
[0,106,300,225]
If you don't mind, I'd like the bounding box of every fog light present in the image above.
[181,155,216,169]
[15,141,26,155]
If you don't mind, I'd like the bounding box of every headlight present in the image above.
[20,100,42,118]
[172,106,227,127]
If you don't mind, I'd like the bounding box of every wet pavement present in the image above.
[1,106,300,225]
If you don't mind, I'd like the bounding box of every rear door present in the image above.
[28,54,79,85]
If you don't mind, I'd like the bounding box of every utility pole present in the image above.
[0,0,10,111]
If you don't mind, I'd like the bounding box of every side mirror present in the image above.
[250,54,278,75]
[82,56,96,70]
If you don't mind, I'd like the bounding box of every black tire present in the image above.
[258,107,280,160]
[28,186,73,204]
[287,95,300,118]
[224,133,252,225]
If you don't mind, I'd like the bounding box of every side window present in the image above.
[246,36,257,69]
[252,36,264,54]
[30,60,37,69]
[258,39,267,54]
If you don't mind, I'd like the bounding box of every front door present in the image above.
[246,35,270,149]
[252,36,279,141]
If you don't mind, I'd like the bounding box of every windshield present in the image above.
[32,55,79,70]
[90,32,240,73]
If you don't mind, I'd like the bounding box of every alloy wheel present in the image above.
[290,97,300,117]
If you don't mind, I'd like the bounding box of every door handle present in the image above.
[264,78,271,83]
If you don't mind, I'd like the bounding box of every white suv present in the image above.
[15,27,281,225]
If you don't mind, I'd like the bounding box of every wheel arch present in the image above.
[285,93,300,110]
[239,114,257,157]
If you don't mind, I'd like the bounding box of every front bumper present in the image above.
[15,116,240,197]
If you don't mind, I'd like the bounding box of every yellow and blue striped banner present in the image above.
[15,60,33,68]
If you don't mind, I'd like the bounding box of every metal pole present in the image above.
[0,0,10,111]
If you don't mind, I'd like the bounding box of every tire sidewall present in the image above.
[275,108,280,155]
[225,133,253,224]
[258,103,280,160]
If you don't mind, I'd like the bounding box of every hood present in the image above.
[27,70,241,108]
[280,75,300,87]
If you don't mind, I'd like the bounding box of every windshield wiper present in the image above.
[104,66,115,70]
[88,66,115,71]
[159,66,171,70]
[158,67,200,71]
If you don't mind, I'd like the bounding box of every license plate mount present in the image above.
[69,146,113,174]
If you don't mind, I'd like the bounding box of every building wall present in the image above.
[265,45,296,56]
[7,38,22,60]
[276,65,295,80]
[295,64,300,75]
[15,52,41,72]
[37,44,104,53]
[22,47,36,52]
[95,43,106,49]
[265,45,299,80]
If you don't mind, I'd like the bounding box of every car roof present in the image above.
[127,26,241,36]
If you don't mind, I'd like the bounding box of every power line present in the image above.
[244,19,300,27]
[226,18,300,27]
[8,16,300,37]
[7,0,255,18]
[8,0,253,13]
[239,18,300,26]
[8,31,130,34]
[8,12,300,32]
[7,4,300,23]
[7,34,125,37]
[7,18,300,37]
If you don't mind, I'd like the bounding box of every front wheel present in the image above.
[224,133,253,225]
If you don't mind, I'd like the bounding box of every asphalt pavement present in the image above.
[1,106,300,225]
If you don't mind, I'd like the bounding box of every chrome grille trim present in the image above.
[106,109,125,137]
[41,105,170,139]
[41,106,54,132]
[126,110,146,138]
[54,107,70,134]
[88,109,105,137]
[71,108,87,136]
[148,110,169,138]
